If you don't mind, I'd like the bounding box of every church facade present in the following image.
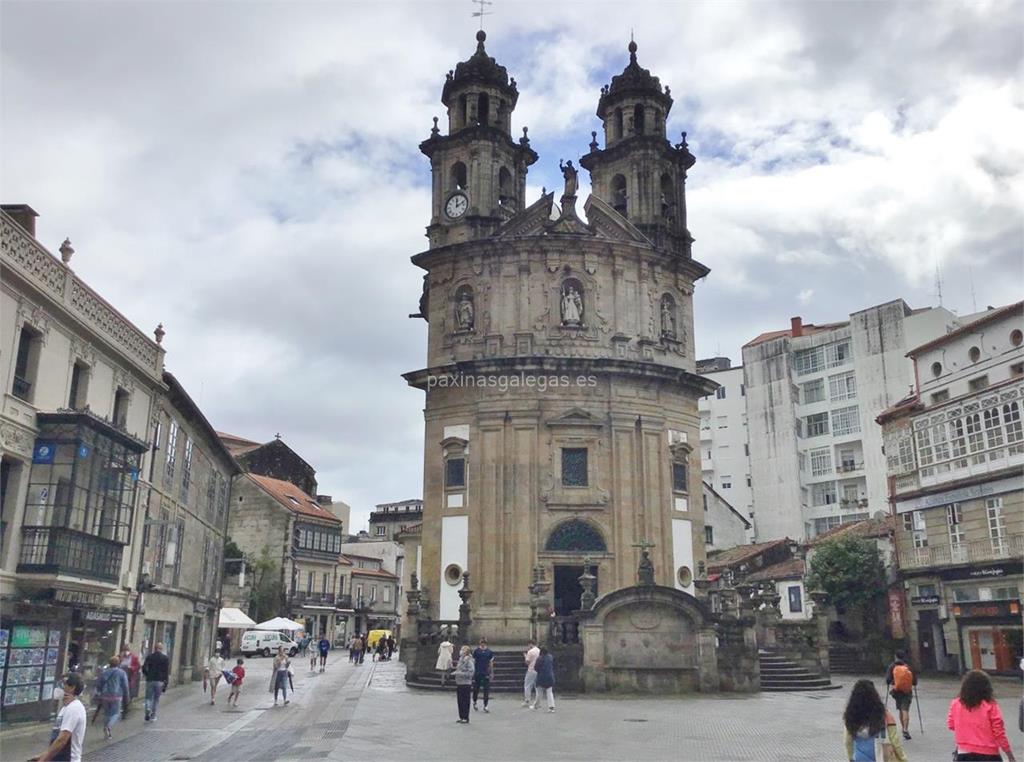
[405,32,717,643]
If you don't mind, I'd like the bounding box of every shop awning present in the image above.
[218,607,256,628]
[254,616,305,631]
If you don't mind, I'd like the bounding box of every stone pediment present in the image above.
[583,195,653,245]
[546,408,604,429]
[495,192,555,239]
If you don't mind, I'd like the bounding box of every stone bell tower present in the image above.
[580,41,695,256]
[420,30,538,249]
[406,33,716,646]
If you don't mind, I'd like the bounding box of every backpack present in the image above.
[892,664,913,693]
[852,726,897,762]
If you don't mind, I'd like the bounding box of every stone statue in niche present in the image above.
[456,291,475,331]
[638,549,655,586]
[558,159,578,198]
[560,284,583,326]
[661,297,676,338]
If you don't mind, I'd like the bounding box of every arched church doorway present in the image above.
[552,565,598,615]
[545,519,605,615]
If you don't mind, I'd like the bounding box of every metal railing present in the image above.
[903,533,1024,569]
[290,591,336,606]
[17,526,123,583]
[11,375,32,401]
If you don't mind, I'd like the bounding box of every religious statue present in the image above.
[558,159,578,198]
[638,549,655,586]
[560,284,583,326]
[661,298,676,338]
[456,291,475,331]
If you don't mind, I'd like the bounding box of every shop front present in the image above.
[0,600,70,723]
[954,600,1022,675]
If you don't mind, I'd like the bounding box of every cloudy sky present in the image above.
[3,1,1022,531]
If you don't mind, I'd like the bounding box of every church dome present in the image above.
[597,41,673,117]
[442,31,519,108]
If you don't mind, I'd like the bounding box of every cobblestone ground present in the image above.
[2,656,1021,761]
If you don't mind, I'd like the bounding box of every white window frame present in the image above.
[809,447,832,477]
[831,405,861,436]
[828,371,856,402]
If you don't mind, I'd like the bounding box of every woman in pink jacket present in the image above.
[947,670,1016,762]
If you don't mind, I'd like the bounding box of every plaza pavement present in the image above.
[1,654,1020,761]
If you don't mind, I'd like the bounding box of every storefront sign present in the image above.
[953,600,1020,619]
[911,595,940,606]
[896,474,1023,514]
[194,602,208,615]
[52,589,104,607]
[82,610,126,623]
[887,588,906,639]
[938,562,1023,582]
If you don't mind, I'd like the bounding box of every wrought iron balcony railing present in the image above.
[902,533,1024,570]
[17,526,123,583]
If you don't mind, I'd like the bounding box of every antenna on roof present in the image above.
[968,264,977,313]
[934,259,944,308]
[471,0,492,30]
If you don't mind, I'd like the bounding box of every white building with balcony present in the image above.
[697,358,755,540]
[742,299,962,541]
[0,205,166,721]
[879,300,1023,675]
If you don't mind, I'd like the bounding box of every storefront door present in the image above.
[969,629,996,670]
[917,610,938,670]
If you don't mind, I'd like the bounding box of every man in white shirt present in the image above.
[522,638,540,708]
[33,673,87,762]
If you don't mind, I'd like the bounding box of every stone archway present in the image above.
[577,585,719,693]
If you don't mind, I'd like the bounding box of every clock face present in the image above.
[445,192,468,220]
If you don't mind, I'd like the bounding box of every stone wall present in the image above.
[715,617,760,692]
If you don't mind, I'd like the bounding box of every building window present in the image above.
[802,379,825,404]
[561,448,588,487]
[112,388,130,428]
[445,457,465,488]
[702,493,708,511]
[704,526,714,545]
[720,476,732,490]
[1012,329,1023,347]
[826,342,850,368]
[812,482,837,506]
[376,525,387,536]
[809,447,832,477]
[744,443,750,456]
[831,405,861,436]
[793,347,822,376]
[968,346,981,363]
[746,474,752,487]
[716,416,728,429]
[968,375,989,392]
[672,462,688,493]
[306,572,314,594]
[180,437,193,500]
[715,386,726,399]
[828,371,856,402]
[947,503,964,548]
[165,419,179,483]
[931,390,949,404]
[740,384,745,396]
[917,584,937,598]
[986,498,1005,553]
[383,585,391,603]
[1011,362,1023,378]
[788,586,802,613]
[68,362,90,409]
[11,325,40,401]
[805,412,829,438]
[1004,401,1022,447]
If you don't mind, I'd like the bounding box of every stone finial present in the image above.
[521,126,530,145]
[59,238,75,264]
[431,116,440,137]
[153,323,165,345]
[589,131,599,152]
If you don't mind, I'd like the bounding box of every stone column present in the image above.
[696,626,719,692]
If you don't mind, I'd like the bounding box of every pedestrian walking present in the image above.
[309,637,318,672]
[31,673,87,762]
[118,644,140,718]
[96,656,129,740]
[141,642,169,722]
[885,650,918,740]
[947,670,1016,762]
[532,646,556,712]
[359,635,367,664]
[436,636,454,687]
[205,644,226,705]
[454,645,475,724]
[386,635,396,661]
[352,635,364,665]
[228,658,245,707]
[522,638,540,707]
[842,678,907,761]
[317,635,330,672]
[221,633,232,659]
[270,646,291,705]
[472,637,495,713]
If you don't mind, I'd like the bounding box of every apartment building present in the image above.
[368,499,423,541]
[742,300,959,540]
[697,357,754,540]
[879,301,1023,675]
[0,205,165,721]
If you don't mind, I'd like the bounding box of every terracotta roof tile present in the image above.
[350,567,398,580]
[742,321,848,349]
[745,557,805,582]
[707,538,792,570]
[907,301,1023,357]
[808,516,893,546]
[247,473,340,523]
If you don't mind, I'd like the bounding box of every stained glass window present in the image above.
[561,448,588,487]
[544,519,606,552]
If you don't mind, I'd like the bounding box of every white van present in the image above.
[240,630,299,657]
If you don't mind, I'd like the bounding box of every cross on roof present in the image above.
[632,538,656,553]
[471,0,492,31]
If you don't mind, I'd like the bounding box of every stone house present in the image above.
[701,481,751,553]
[344,553,399,636]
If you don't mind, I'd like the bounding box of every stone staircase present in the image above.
[406,650,527,692]
[828,643,877,674]
[759,650,840,692]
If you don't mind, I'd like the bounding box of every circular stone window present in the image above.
[969,346,981,363]
[931,361,943,378]
[1011,329,1023,347]
[444,564,463,586]
[676,565,693,587]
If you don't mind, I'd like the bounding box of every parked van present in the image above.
[240,630,298,657]
[366,629,392,650]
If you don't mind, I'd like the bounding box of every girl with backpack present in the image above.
[843,679,907,761]
[947,670,1016,762]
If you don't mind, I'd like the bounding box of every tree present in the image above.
[806,536,886,612]
[246,545,282,623]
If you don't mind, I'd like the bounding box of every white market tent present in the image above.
[253,616,305,631]
[218,607,256,629]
